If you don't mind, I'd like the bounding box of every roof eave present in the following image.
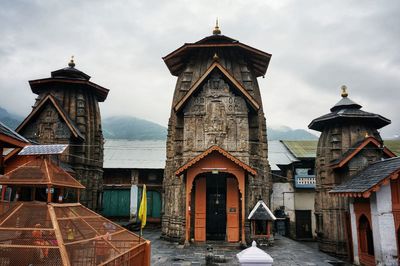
[29,78,109,102]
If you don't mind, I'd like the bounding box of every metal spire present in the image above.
[68,55,75,68]
[213,18,221,35]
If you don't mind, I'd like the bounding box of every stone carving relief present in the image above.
[21,104,71,143]
[183,71,249,152]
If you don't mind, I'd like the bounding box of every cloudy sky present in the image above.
[1,0,399,138]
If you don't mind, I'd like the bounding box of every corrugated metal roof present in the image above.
[267,141,298,170]
[103,139,300,170]
[281,140,317,159]
[103,139,166,169]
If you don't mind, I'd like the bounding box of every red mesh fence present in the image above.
[0,202,150,266]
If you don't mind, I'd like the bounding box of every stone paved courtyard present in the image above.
[141,228,349,266]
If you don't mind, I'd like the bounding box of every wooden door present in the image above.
[226,177,239,242]
[195,177,206,241]
[295,210,312,239]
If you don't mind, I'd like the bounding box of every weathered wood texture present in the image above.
[314,123,383,258]
[18,70,107,210]
[162,43,270,243]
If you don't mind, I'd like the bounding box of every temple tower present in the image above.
[308,86,390,258]
[162,24,272,244]
[16,58,109,210]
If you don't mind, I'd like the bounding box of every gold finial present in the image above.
[341,85,348,97]
[213,18,221,35]
[68,55,75,68]
[213,52,219,61]
[365,132,369,138]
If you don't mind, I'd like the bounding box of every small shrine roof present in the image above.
[1,157,85,189]
[248,200,276,221]
[330,157,400,198]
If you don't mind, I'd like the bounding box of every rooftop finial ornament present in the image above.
[68,55,75,68]
[213,52,219,61]
[341,85,348,98]
[213,18,221,35]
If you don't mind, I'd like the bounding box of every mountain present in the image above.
[102,116,167,140]
[0,107,318,141]
[267,125,318,140]
[0,107,23,129]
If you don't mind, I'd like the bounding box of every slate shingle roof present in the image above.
[248,200,276,220]
[309,95,390,132]
[330,157,400,194]
[0,121,29,145]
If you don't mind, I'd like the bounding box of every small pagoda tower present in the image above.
[162,23,272,244]
[308,86,391,258]
[16,58,109,210]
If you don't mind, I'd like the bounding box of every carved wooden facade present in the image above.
[162,28,272,243]
[309,87,391,258]
[16,59,109,210]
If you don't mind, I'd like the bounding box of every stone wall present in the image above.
[315,123,383,258]
[163,47,270,243]
[20,84,105,210]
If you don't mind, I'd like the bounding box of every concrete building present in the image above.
[331,156,400,265]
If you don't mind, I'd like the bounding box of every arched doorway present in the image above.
[179,146,256,244]
[358,214,375,265]
[192,173,240,242]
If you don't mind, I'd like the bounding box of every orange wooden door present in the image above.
[194,177,206,241]
[226,177,239,242]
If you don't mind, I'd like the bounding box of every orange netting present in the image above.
[0,157,85,189]
[0,202,150,266]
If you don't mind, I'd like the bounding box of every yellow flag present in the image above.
[138,184,147,229]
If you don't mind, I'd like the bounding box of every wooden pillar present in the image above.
[77,189,80,202]
[47,185,52,203]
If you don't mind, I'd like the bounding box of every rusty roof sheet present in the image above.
[281,140,317,159]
